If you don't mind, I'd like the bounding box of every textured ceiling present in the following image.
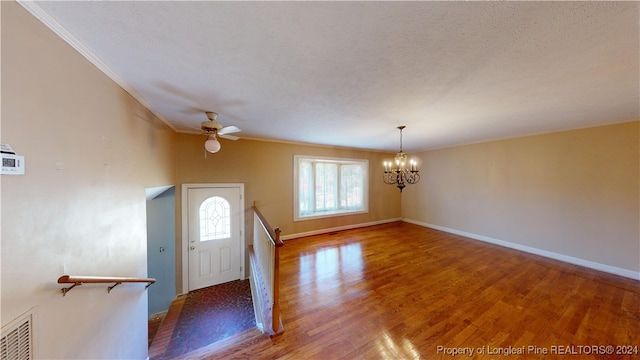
[20,1,639,152]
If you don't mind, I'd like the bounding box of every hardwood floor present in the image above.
[184,221,639,359]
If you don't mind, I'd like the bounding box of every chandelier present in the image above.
[383,126,420,192]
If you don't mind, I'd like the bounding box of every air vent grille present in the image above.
[1,313,32,360]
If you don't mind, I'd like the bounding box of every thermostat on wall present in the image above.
[1,144,25,175]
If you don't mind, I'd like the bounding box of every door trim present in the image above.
[181,183,245,294]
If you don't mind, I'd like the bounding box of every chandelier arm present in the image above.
[405,173,420,185]
[382,174,397,185]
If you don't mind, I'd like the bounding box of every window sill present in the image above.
[294,209,368,222]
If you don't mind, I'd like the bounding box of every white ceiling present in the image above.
[20,1,639,152]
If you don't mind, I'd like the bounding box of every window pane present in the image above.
[340,164,363,209]
[199,196,231,241]
[315,163,338,210]
[299,160,314,216]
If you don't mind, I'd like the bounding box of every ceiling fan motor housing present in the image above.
[201,121,222,132]
[201,111,222,132]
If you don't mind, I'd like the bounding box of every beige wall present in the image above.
[1,3,176,359]
[403,122,639,274]
[175,134,402,291]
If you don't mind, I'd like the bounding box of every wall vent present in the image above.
[1,310,33,360]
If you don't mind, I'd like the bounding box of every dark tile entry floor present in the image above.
[149,279,256,359]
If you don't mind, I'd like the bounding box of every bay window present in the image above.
[294,155,368,220]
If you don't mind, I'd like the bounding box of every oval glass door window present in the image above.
[199,196,231,241]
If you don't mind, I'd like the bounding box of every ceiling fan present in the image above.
[200,111,241,153]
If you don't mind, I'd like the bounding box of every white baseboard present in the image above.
[403,218,640,281]
[281,218,403,241]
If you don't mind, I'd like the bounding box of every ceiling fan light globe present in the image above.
[204,138,221,153]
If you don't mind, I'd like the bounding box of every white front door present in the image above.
[187,186,242,291]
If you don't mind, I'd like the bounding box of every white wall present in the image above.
[1,2,176,358]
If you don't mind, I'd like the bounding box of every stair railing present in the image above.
[249,203,284,336]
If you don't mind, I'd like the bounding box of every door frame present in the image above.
[181,183,245,294]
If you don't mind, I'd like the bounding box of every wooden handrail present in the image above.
[252,204,283,247]
[57,275,156,296]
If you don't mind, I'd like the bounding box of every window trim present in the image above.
[293,155,369,221]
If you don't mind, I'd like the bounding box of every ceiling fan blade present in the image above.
[218,125,241,135]
[220,134,240,141]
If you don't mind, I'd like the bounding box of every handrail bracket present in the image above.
[108,282,122,293]
[61,282,82,297]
